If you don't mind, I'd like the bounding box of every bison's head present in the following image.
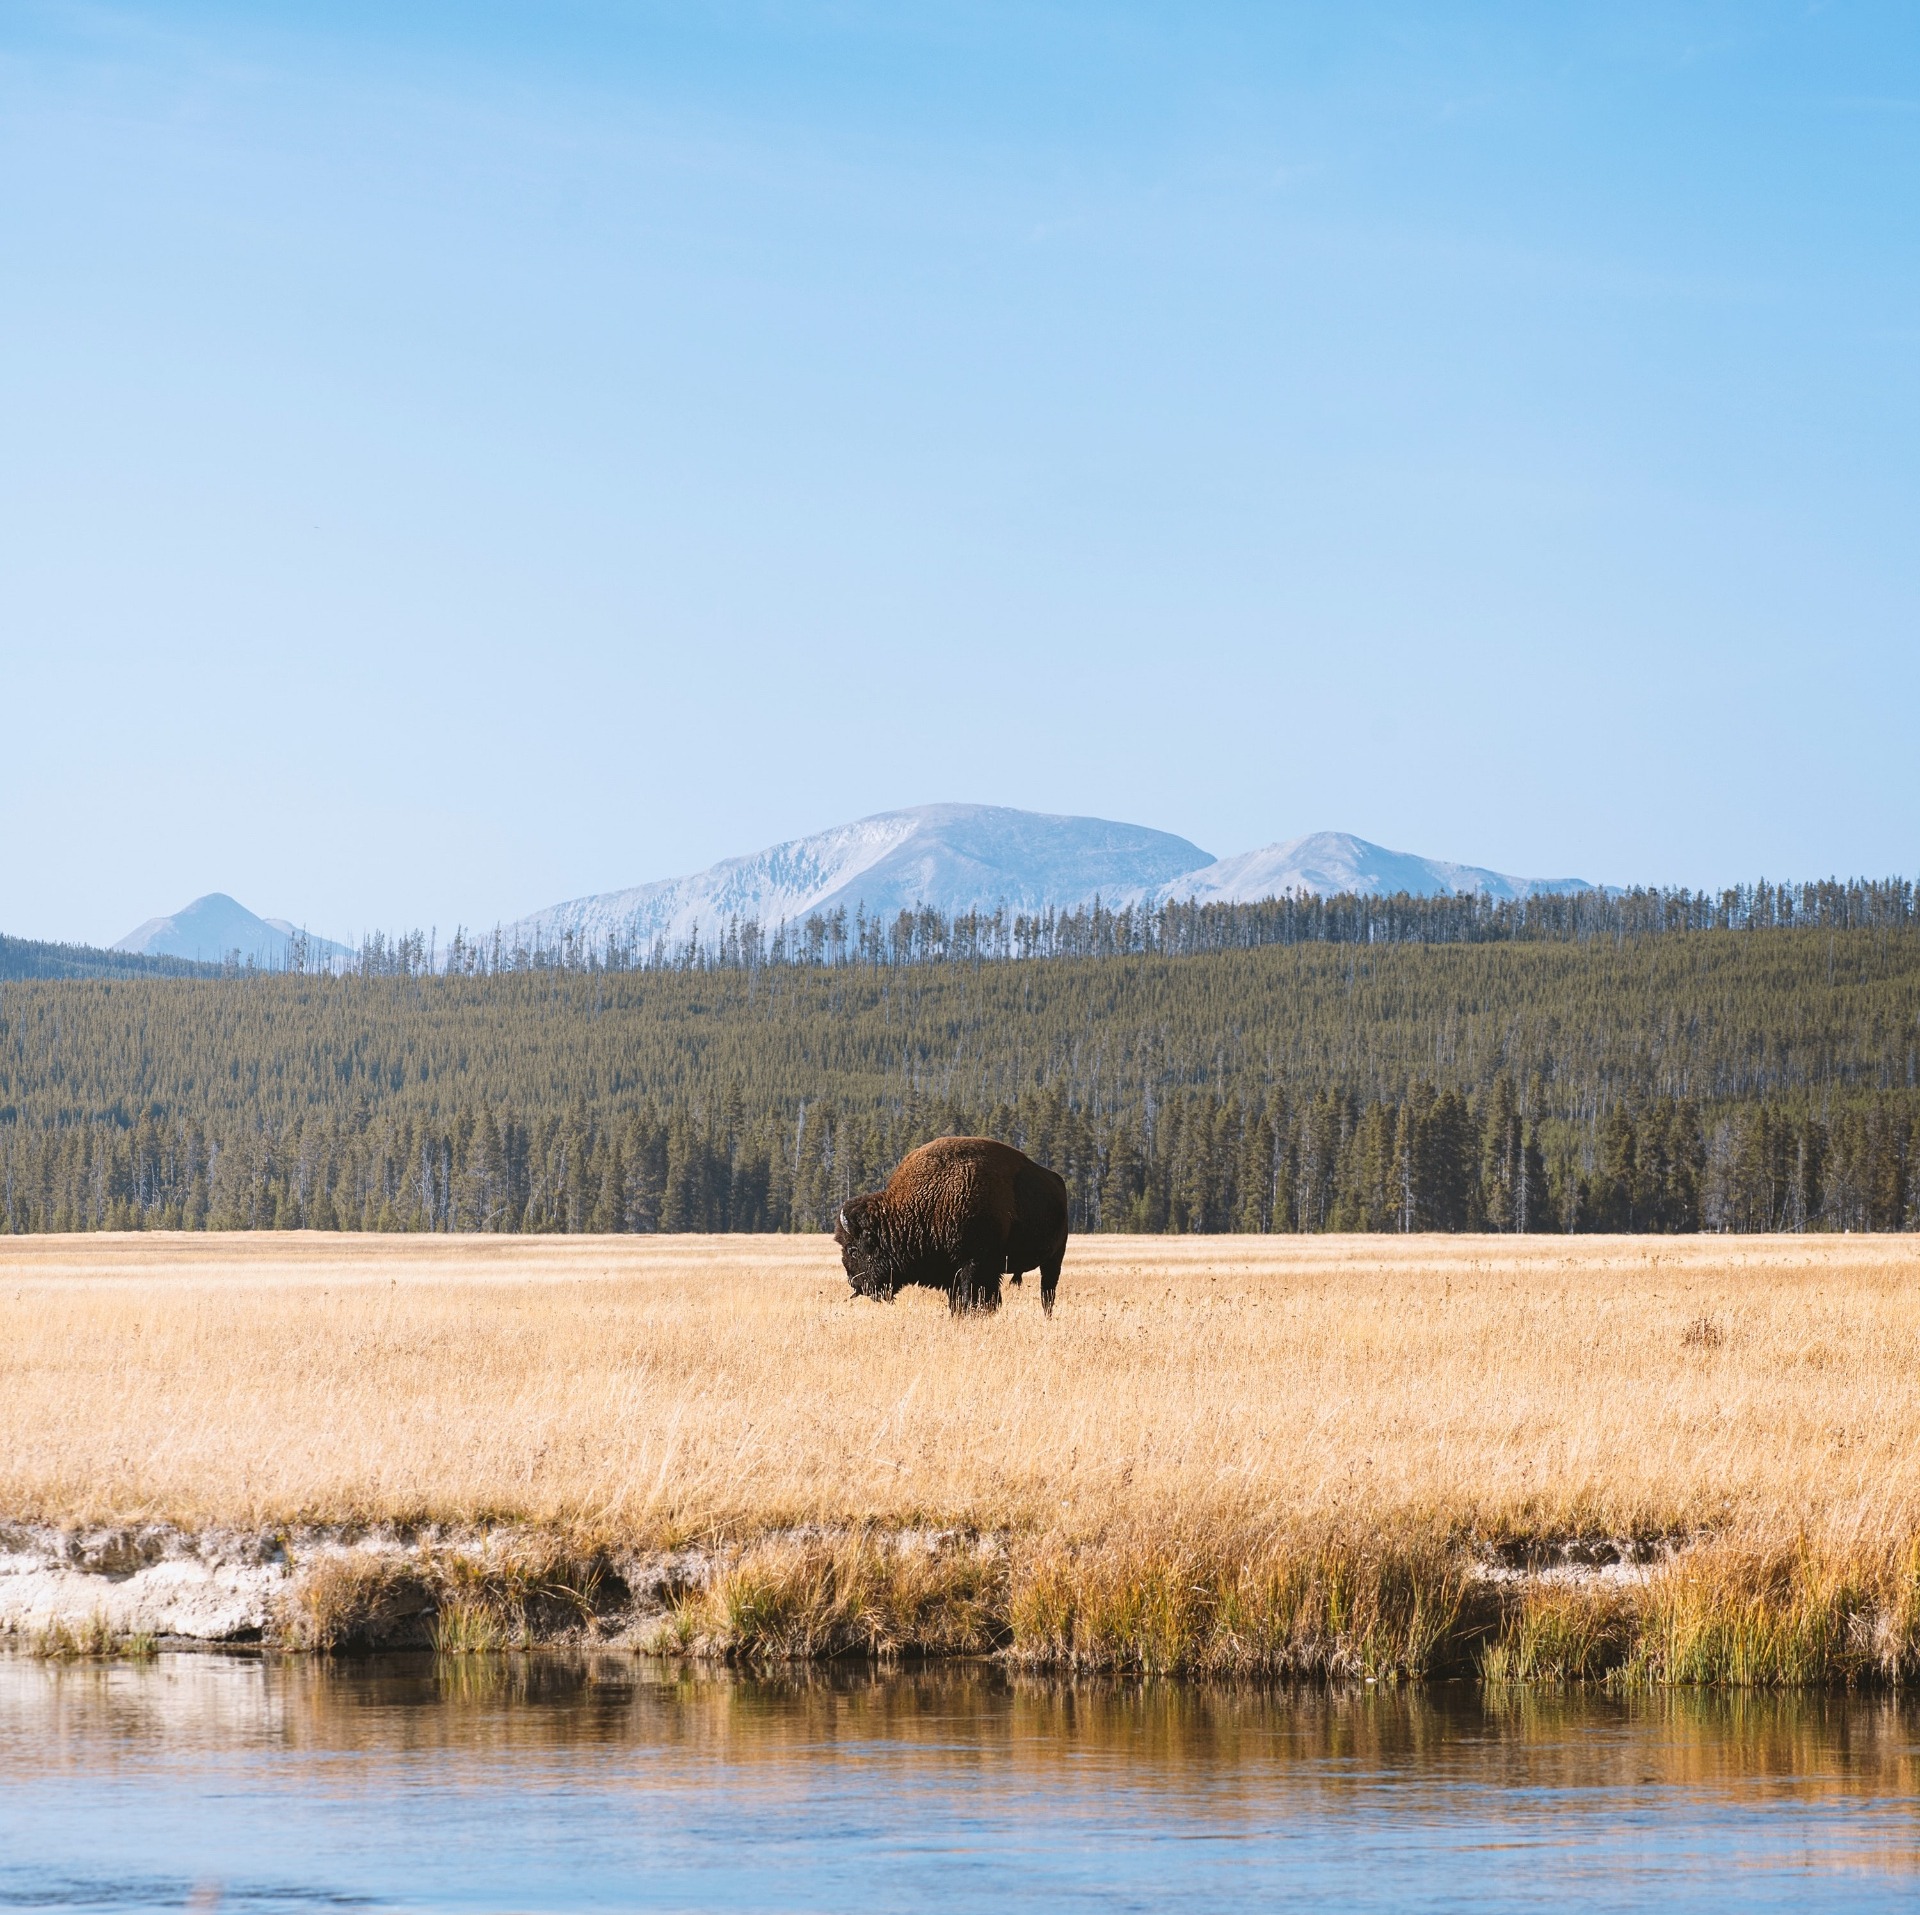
[834,1195,896,1301]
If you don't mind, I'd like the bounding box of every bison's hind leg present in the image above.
[1039,1247,1065,1316]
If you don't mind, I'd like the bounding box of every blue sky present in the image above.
[2,2,1915,945]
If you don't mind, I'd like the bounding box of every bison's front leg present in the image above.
[947,1257,1003,1316]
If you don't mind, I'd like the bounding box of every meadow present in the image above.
[5,1231,1920,1681]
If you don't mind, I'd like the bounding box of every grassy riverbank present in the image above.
[4,1232,1919,1682]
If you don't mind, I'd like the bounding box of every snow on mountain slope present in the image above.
[103,824,1596,974]
[113,894,354,969]
[505,805,1215,952]
[1149,831,1595,906]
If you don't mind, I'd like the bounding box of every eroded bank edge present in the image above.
[5,1522,1914,1686]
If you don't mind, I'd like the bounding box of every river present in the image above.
[3,1653,1917,1910]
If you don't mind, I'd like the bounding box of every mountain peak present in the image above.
[1159,831,1595,906]
[504,806,1594,955]
[505,804,1214,954]
[114,894,353,968]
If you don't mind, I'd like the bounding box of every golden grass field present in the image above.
[6,1231,1920,1680]
[2,1230,1915,1542]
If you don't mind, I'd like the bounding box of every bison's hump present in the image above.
[863,1136,1039,1248]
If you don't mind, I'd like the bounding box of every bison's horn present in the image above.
[836,1205,848,1234]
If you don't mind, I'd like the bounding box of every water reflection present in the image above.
[3,1655,1918,1910]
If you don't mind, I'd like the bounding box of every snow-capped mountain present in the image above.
[101,817,1599,972]
[504,805,1214,954]
[114,894,354,969]
[504,806,1596,954]
[1151,831,1593,907]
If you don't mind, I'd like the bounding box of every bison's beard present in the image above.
[838,1238,898,1301]
[835,1200,899,1302]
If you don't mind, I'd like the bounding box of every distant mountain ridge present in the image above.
[1154,832,1593,909]
[92,811,1599,972]
[0,934,218,983]
[113,894,355,970]
[503,805,1597,955]
[507,805,1215,956]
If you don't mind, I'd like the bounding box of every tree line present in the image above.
[9,876,1914,985]
[3,1077,1913,1237]
[0,934,211,983]
[437,875,1920,975]
[1,925,1917,1234]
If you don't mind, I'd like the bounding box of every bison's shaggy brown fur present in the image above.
[835,1136,1070,1316]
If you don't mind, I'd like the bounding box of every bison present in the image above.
[835,1135,1069,1316]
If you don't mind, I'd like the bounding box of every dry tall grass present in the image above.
[6,1231,1920,1678]
[4,1231,1915,1543]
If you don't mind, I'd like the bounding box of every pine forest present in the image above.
[3,909,1918,1236]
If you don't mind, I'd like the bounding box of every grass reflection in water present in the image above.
[4,1654,1920,1912]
